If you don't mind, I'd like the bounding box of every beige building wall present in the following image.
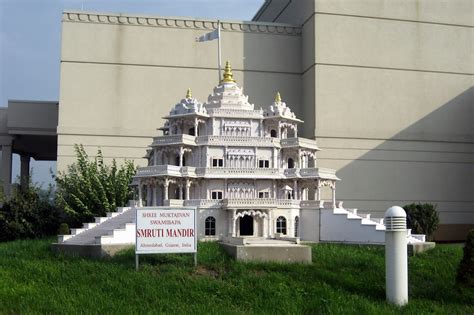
[255,0,473,240]
[58,12,302,169]
[59,0,473,240]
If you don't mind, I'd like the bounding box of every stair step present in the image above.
[83,222,98,229]
[70,228,86,235]
[95,217,109,223]
[57,235,73,242]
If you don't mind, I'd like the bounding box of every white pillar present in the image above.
[138,183,143,207]
[385,206,408,306]
[1,145,12,197]
[332,184,336,208]
[178,184,183,200]
[185,180,191,200]
[164,180,169,201]
[179,147,184,167]
[20,154,30,192]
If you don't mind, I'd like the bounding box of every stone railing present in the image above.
[207,108,264,118]
[196,135,277,147]
[224,198,301,208]
[196,167,280,178]
[135,165,338,180]
[163,199,185,207]
[300,200,321,208]
[151,134,196,146]
[280,137,319,150]
[135,165,181,177]
[184,199,224,208]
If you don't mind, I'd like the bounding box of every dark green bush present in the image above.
[456,229,474,287]
[55,144,136,227]
[0,184,62,242]
[403,203,439,240]
[58,223,70,235]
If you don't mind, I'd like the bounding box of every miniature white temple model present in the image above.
[134,61,341,240]
[55,61,427,253]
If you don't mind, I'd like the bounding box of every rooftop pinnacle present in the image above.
[275,92,282,103]
[186,88,192,99]
[221,61,236,84]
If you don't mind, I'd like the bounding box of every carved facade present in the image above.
[133,62,339,240]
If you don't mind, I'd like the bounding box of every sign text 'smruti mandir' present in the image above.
[135,207,196,254]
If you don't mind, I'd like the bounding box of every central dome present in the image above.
[204,61,254,111]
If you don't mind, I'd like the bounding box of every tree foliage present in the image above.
[457,229,474,287]
[0,183,61,242]
[55,144,136,226]
[403,203,440,240]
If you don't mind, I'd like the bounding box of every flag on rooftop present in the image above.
[195,29,219,42]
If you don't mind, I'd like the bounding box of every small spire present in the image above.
[186,88,192,99]
[221,61,236,84]
[275,91,282,103]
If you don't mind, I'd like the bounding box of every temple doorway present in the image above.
[239,215,254,236]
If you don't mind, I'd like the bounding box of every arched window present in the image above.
[294,216,299,237]
[270,129,277,138]
[288,158,294,169]
[276,216,287,234]
[205,216,216,236]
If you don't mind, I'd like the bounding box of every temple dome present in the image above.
[169,88,207,116]
[204,61,255,111]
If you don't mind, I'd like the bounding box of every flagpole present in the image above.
[217,20,222,82]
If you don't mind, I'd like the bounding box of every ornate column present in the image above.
[263,213,268,238]
[138,182,143,207]
[259,119,263,136]
[152,184,157,206]
[224,178,227,198]
[179,147,184,167]
[194,117,198,136]
[267,214,272,238]
[332,182,336,208]
[178,183,183,200]
[185,179,191,200]
[164,179,169,201]
[146,185,152,206]
[298,149,302,169]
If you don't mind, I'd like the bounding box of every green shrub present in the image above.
[58,223,70,235]
[55,144,136,226]
[456,229,474,287]
[403,203,439,240]
[0,184,62,242]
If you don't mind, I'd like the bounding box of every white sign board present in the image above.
[135,207,197,254]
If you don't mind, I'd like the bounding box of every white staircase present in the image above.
[57,207,136,246]
[320,204,426,244]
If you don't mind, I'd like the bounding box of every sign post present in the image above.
[135,207,197,270]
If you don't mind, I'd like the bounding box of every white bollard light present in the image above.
[384,206,408,306]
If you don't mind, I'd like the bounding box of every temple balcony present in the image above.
[163,198,315,209]
[280,137,320,150]
[195,135,277,147]
[151,134,196,146]
[135,165,339,180]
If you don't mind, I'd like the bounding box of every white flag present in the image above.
[195,29,219,42]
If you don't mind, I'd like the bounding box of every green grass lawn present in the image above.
[0,239,472,314]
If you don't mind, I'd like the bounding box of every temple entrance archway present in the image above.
[239,215,254,236]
